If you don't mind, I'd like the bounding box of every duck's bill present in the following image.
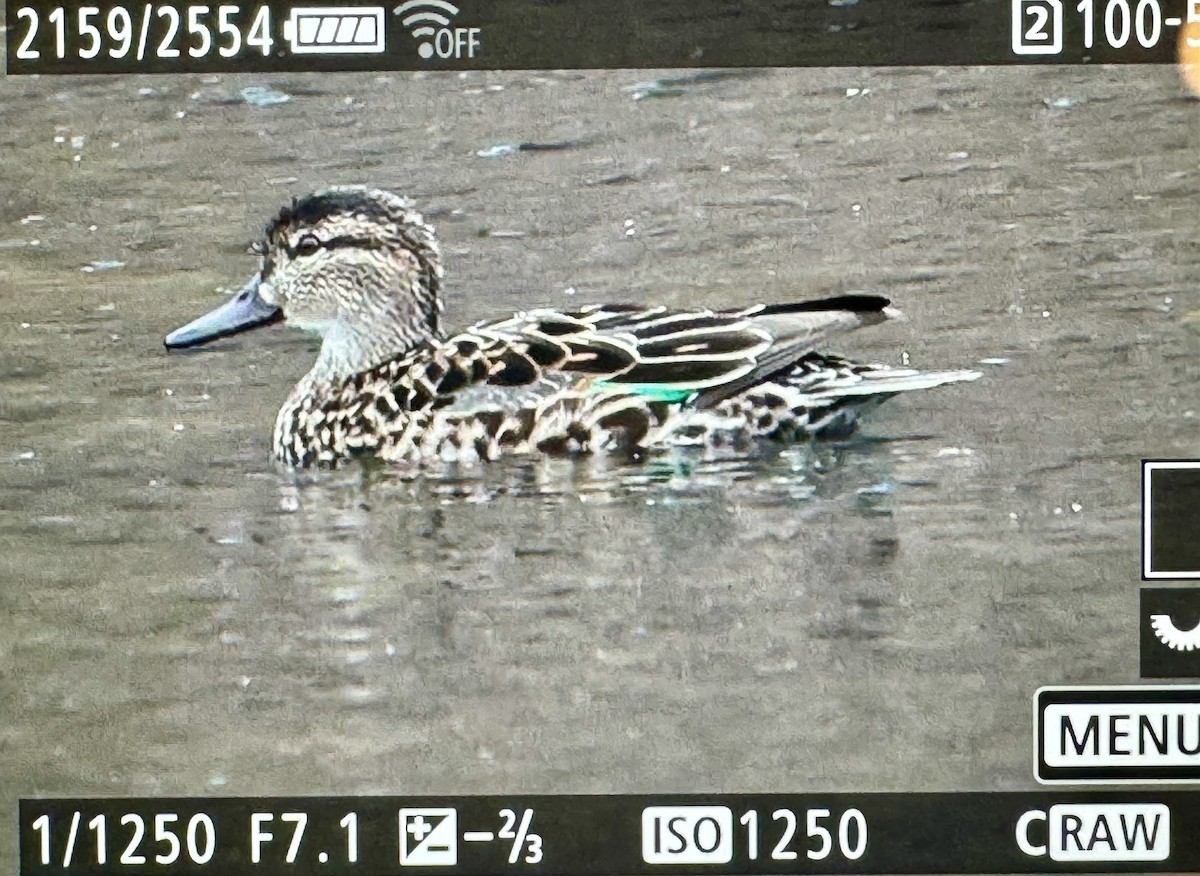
[164,276,282,349]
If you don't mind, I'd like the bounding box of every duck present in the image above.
[164,187,980,469]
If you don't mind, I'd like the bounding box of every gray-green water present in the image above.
[1,65,1197,871]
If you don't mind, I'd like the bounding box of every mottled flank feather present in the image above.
[165,188,980,469]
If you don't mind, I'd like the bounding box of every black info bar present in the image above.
[6,0,1197,74]
[18,792,1200,875]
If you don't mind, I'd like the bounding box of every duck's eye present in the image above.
[296,235,321,257]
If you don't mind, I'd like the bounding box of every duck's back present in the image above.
[271,296,979,467]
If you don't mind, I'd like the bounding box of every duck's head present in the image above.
[165,187,444,381]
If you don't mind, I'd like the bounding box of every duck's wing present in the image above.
[440,294,897,405]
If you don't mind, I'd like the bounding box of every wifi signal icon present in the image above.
[394,0,459,58]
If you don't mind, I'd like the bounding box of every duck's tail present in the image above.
[797,363,982,399]
[692,294,898,407]
[688,355,981,443]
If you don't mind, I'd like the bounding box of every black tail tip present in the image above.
[762,294,891,316]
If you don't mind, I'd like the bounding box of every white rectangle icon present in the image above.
[1048,803,1170,861]
[641,806,732,864]
[1012,0,1063,55]
[1143,460,1200,578]
[1043,702,1200,768]
[283,7,386,54]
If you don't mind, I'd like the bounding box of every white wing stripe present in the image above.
[636,352,763,364]
[626,310,719,331]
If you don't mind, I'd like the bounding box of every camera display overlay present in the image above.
[3,0,1199,874]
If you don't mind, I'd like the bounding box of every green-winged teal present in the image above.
[165,187,980,468]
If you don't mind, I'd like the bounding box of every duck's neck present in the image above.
[271,315,438,464]
[308,317,438,386]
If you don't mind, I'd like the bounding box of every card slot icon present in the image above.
[1011,0,1064,55]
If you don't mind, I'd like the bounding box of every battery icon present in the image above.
[282,6,386,53]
